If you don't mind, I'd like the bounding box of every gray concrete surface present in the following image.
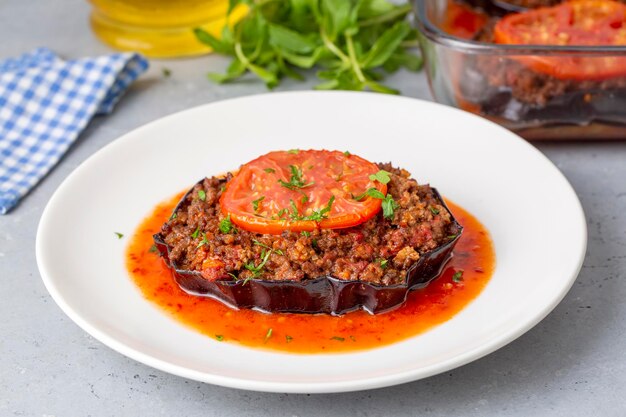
[1,1,626,416]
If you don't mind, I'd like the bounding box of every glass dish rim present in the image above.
[413,0,626,55]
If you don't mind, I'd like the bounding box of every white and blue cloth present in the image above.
[0,47,148,214]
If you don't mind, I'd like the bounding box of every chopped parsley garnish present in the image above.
[287,149,299,154]
[278,165,315,191]
[429,206,440,215]
[196,232,208,248]
[381,195,399,219]
[353,188,398,219]
[244,248,272,278]
[288,195,335,221]
[263,168,275,174]
[114,232,124,239]
[330,336,345,342]
[198,190,206,201]
[353,187,385,201]
[369,170,392,185]
[276,208,288,219]
[191,226,200,239]
[148,245,158,253]
[170,212,177,220]
[344,151,351,156]
[227,272,238,280]
[219,215,234,233]
[285,335,293,343]
[349,335,356,342]
[289,199,300,220]
[452,270,464,283]
[215,334,224,341]
[301,231,310,237]
[307,196,335,221]
[264,328,273,342]
[377,258,388,269]
[301,194,309,204]
[447,234,458,239]
[252,196,265,211]
[243,242,284,280]
[252,239,284,256]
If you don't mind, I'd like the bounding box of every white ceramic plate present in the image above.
[36,92,586,394]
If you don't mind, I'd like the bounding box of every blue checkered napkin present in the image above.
[0,47,148,214]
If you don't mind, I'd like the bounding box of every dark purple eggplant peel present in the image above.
[154,180,463,316]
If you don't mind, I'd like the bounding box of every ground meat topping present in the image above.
[160,164,460,286]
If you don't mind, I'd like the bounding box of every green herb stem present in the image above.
[345,33,366,84]
[320,29,350,65]
[359,4,413,27]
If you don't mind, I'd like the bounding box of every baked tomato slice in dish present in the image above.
[494,0,626,80]
[443,1,488,40]
[220,150,387,234]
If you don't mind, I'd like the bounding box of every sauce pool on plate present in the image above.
[126,192,495,354]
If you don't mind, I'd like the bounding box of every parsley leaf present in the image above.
[215,334,224,341]
[219,215,234,233]
[196,232,209,248]
[353,187,398,220]
[429,206,440,215]
[285,335,293,343]
[244,248,272,278]
[353,187,385,201]
[191,227,200,239]
[452,270,464,283]
[253,239,284,256]
[369,170,392,185]
[276,208,288,219]
[264,168,275,174]
[148,245,158,253]
[301,195,335,221]
[252,196,265,211]
[114,232,123,239]
[278,165,315,191]
[331,336,345,342]
[198,190,206,201]
[377,258,388,269]
[381,195,399,219]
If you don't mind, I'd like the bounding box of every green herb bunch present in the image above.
[194,0,422,94]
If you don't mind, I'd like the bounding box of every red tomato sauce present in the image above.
[126,192,495,354]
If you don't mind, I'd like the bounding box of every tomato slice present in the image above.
[220,150,386,234]
[494,0,626,80]
[443,2,488,40]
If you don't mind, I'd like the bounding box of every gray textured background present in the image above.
[1,1,626,416]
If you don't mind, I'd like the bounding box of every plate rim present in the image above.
[36,91,587,393]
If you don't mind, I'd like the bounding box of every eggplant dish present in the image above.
[448,0,626,129]
[154,150,462,315]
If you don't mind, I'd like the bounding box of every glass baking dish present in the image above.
[413,0,626,140]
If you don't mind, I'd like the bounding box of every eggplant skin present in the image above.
[153,184,462,316]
